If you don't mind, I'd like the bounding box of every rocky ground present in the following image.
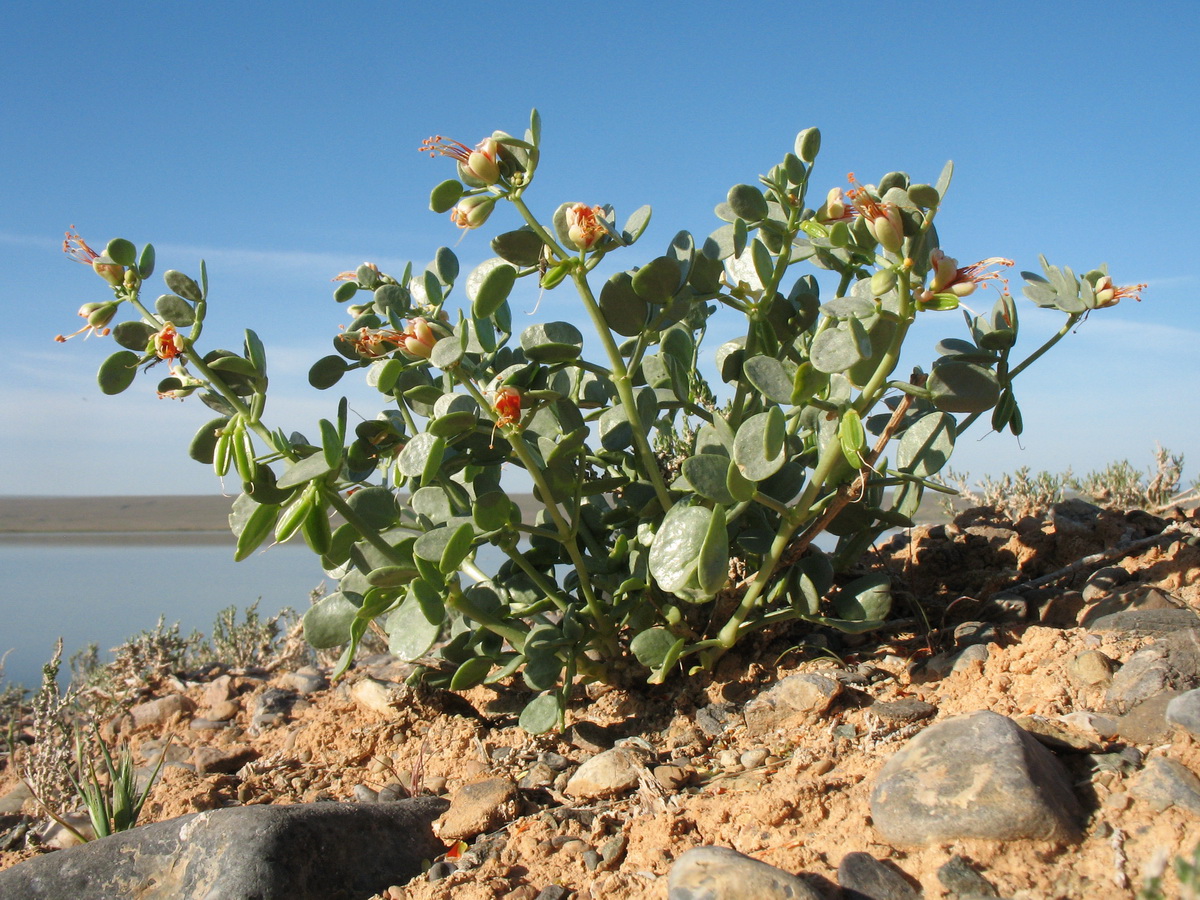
[2,500,1200,899]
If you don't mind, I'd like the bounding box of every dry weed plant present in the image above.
[947,445,1198,520]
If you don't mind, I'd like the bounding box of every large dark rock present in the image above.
[0,797,448,900]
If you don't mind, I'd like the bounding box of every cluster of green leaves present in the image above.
[70,111,1128,731]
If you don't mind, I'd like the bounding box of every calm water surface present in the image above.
[0,536,328,689]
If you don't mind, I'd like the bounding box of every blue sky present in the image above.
[3,1,1197,497]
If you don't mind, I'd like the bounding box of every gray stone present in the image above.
[695,702,737,738]
[0,798,447,899]
[870,710,1082,845]
[350,676,410,716]
[953,644,990,672]
[191,743,259,775]
[1082,565,1131,603]
[0,782,32,814]
[437,776,519,841]
[130,694,192,730]
[667,845,823,900]
[1068,650,1115,688]
[1115,692,1182,744]
[937,854,998,897]
[1166,689,1200,737]
[1107,632,1200,713]
[1088,608,1200,636]
[1014,715,1105,753]
[279,666,329,694]
[251,687,299,730]
[565,748,644,800]
[871,698,937,723]
[1130,757,1200,815]
[536,886,570,900]
[743,673,842,735]
[838,851,919,899]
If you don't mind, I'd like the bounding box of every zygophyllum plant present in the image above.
[58,112,1145,731]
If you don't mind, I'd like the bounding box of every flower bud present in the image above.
[870,268,898,296]
[466,139,501,185]
[865,203,904,253]
[81,301,119,329]
[815,188,849,224]
[450,195,496,230]
[927,249,959,294]
[92,257,124,286]
[400,317,437,359]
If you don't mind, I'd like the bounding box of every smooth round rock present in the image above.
[667,846,823,900]
[565,748,643,800]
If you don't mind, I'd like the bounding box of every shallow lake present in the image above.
[0,535,329,690]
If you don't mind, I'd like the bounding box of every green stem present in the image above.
[324,491,407,566]
[445,580,527,646]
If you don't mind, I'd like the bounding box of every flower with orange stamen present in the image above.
[151,322,187,361]
[420,135,502,185]
[1091,275,1146,308]
[54,301,119,343]
[920,250,1014,307]
[846,175,904,253]
[565,203,606,251]
[63,227,124,286]
[493,385,522,428]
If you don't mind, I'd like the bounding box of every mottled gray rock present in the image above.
[437,776,519,841]
[1116,692,1181,744]
[695,702,737,738]
[1107,631,1200,712]
[1088,608,1200,636]
[743,672,842,734]
[1130,757,1200,816]
[0,798,448,899]
[870,710,1082,845]
[953,644,990,672]
[667,845,823,900]
[937,854,998,897]
[565,748,644,800]
[0,782,32,815]
[871,698,937,723]
[1166,689,1200,737]
[838,851,919,899]
[251,687,299,730]
[1068,650,1115,688]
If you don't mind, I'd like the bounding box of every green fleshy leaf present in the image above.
[97,350,139,395]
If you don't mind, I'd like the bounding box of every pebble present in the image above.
[191,744,259,775]
[871,697,937,723]
[743,673,842,735]
[377,783,408,802]
[427,861,457,882]
[1068,650,1116,688]
[1130,757,1200,815]
[952,644,990,672]
[519,762,556,790]
[667,845,823,900]
[695,702,737,738]
[1013,715,1105,753]
[130,694,192,730]
[251,688,299,731]
[1082,565,1131,602]
[937,854,999,897]
[204,674,236,706]
[582,849,602,871]
[870,710,1082,845]
[1106,646,1174,713]
[565,748,644,800]
[565,721,618,753]
[278,666,328,694]
[189,717,232,731]
[1116,692,1181,744]
[599,833,628,868]
[536,886,570,900]
[0,782,32,815]
[350,677,409,717]
[438,777,520,841]
[837,851,920,900]
[653,765,690,791]
[1166,688,1200,737]
[539,751,571,771]
[354,784,379,803]
[740,748,769,769]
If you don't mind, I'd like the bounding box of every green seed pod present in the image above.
[907,183,940,209]
[333,281,358,303]
[212,428,233,478]
[540,263,570,290]
[275,485,315,543]
[727,184,769,222]
[300,498,332,555]
[870,268,898,296]
[838,409,866,469]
